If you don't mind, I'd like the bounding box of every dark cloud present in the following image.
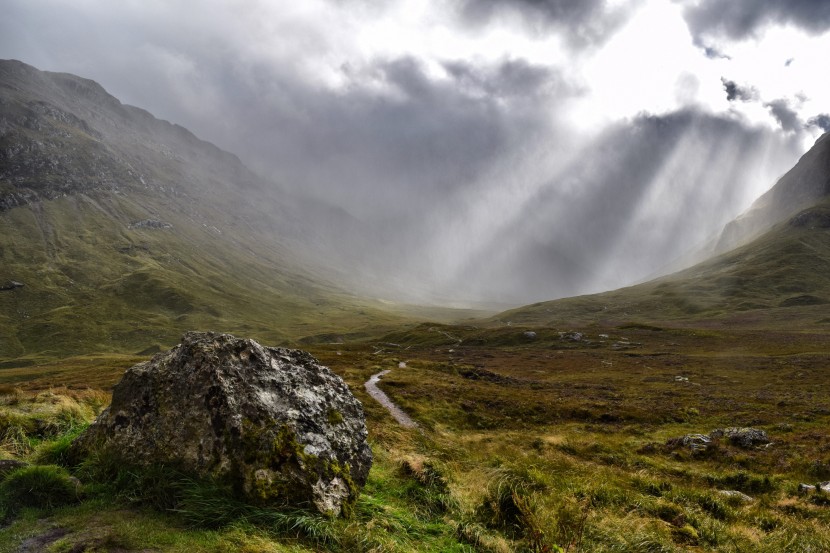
[0,0,814,305]
[721,78,758,102]
[442,58,580,99]
[233,56,573,221]
[683,0,830,42]
[765,99,803,132]
[454,0,633,49]
[703,45,731,59]
[808,114,830,132]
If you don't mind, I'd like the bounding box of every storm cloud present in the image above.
[0,0,821,305]
[682,0,830,41]
[453,0,634,48]
[722,78,758,102]
[765,99,803,133]
[808,114,830,133]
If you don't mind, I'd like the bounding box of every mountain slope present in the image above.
[496,132,830,328]
[716,132,830,252]
[0,59,409,361]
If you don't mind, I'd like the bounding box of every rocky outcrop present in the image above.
[72,331,372,516]
[709,427,770,448]
[128,219,173,230]
[666,427,770,452]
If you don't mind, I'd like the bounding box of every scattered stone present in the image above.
[710,427,770,448]
[718,490,754,502]
[71,331,372,516]
[398,361,407,369]
[798,481,830,494]
[128,219,173,230]
[559,331,583,342]
[612,341,641,350]
[674,376,689,382]
[0,280,24,291]
[599,334,609,339]
[523,331,537,339]
[666,434,711,452]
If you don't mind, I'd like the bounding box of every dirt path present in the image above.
[364,369,418,428]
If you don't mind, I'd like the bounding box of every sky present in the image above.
[2,0,830,306]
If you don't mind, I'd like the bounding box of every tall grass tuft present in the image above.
[0,464,81,519]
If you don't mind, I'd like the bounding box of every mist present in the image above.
[2,0,827,307]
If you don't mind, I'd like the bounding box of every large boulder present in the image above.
[72,331,372,516]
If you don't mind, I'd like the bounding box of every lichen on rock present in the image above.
[71,331,372,516]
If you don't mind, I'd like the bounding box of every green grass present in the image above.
[3,319,830,551]
[495,202,830,330]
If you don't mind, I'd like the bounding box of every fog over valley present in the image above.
[4,0,830,306]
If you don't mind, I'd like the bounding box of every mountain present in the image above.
[0,59,411,361]
[716,132,830,253]
[495,131,830,328]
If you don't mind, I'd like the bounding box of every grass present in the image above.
[4,319,830,551]
[495,201,830,330]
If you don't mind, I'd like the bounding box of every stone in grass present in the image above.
[718,490,754,502]
[710,427,770,449]
[71,331,372,516]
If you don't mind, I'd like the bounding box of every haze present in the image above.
[3,0,830,306]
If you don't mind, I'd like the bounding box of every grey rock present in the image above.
[710,427,770,448]
[0,281,24,291]
[72,331,372,516]
[798,482,830,494]
[523,331,537,339]
[718,490,754,502]
[666,433,711,452]
[129,219,173,230]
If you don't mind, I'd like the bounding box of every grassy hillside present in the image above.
[494,200,830,329]
[0,189,438,362]
[0,60,483,363]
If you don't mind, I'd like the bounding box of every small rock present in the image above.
[523,331,537,339]
[718,490,754,502]
[0,280,24,291]
[398,361,406,369]
[128,219,173,230]
[675,376,689,382]
[797,482,830,494]
[710,427,770,448]
[666,434,711,452]
[559,331,583,342]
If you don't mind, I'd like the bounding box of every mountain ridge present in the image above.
[495,130,830,328]
[0,59,424,361]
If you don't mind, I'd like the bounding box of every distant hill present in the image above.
[0,59,409,361]
[496,132,830,329]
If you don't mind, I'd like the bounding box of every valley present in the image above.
[2,59,830,551]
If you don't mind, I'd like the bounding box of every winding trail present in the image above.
[364,369,418,428]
